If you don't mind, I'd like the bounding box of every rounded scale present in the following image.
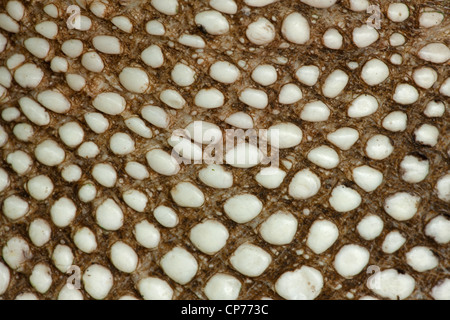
[419,11,444,28]
[382,231,406,254]
[267,122,302,149]
[28,218,52,247]
[26,175,54,200]
[14,63,44,88]
[307,145,340,169]
[210,0,237,14]
[382,111,408,132]
[352,165,383,192]
[357,215,384,240]
[50,197,77,228]
[153,205,179,228]
[134,220,160,249]
[59,121,84,148]
[322,69,349,98]
[84,112,109,133]
[365,134,394,160]
[300,101,330,122]
[400,155,429,184]
[82,264,113,300]
[123,189,148,213]
[431,279,450,300]
[0,261,11,295]
[327,127,359,151]
[2,237,32,271]
[52,244,74,273]
[296,65,320,86]
[282,12,310,45]
[306,220,339,254]
[259,211,298,245]
[29,263,52,294]
[58,285,84,300]
[24,37,50,59]
[146,149,180,176]
[111,16,133,33]
[92,163,117,188]
[230,243,272,277]
[425,216,450,244]
[361,58,389,86]
[0,13,20,32]
[146,20,165,35]
[348,94,379,118]
[352,25,379,48]
[246,17,276,46]
[275,266,324,300]
[160,247,198,285]
[384,192,420,221]
[2,195,29,221]
[369,269,415,300]
[6,150,33,175]
[178,34,206,48]
[160,89,185,109]
[210,61,240,84]
[37,89,71,114]
[224,194,262,224]
[198,164,233,189]
[406,246,439,272]
[251,64,277,86]
[110,241,138,273]
[92,92,126,115]
[194,88,224,109]
[323,28,343,49]
[95,199,124,231]
[278,83,302,104]
[334,244,370,278]
[393,83,419,105]
[109,132,135,155]
[255,166,286,189]
[204,273,241,300]
[194,10,229,35]
[119,67,150,93]
[288,169,321,200]
[141,45,165,68]
[170,182,205,208]
[82,51,104,73]
[151,0,179,15]
[12,123,33,142]
[141,105,169,129]
[190,220,229,255]
[6,1,25,21]
[225,112,253,129]
[138,277,173,300]
[92,35,122,54]
[329,185,361,212]
[387,2,410,22]
[225,142,263,168]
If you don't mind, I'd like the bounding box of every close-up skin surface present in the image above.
[0,0,449,300]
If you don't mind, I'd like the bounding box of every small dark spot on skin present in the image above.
[197,25,208,34]
[409,152,428,161]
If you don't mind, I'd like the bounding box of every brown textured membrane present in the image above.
[0,0,449,300]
